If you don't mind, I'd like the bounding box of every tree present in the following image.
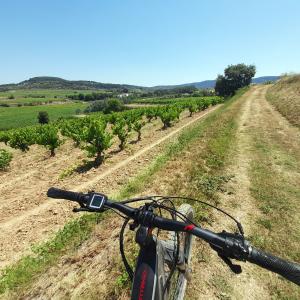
[215,64,256,96]
[103,99,124,114]
[85,98,124,114]
[85,100,106,113]
[38,111,49,124]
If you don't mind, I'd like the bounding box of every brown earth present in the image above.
[0,106,219,270]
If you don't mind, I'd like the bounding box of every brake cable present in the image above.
[113,195,245,289]
[119,195,244,235]
[159,199,180,297]
[119,217,134,281]
[154,196,244,235]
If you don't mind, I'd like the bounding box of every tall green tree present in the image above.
[215,64,256,96]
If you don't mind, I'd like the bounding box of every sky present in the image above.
[1,0,300,86]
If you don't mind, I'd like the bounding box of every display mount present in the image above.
[88,193,106,211]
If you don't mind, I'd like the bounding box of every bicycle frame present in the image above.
[130,226,171,300]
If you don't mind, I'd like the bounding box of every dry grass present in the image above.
[266,75,300,127]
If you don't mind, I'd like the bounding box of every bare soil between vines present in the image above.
[0,105,219,270]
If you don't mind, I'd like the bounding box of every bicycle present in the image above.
[47,187,300,300]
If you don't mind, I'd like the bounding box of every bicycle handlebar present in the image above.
[47,187,85,203]
[248,247,300,285]
[47,187,300,285]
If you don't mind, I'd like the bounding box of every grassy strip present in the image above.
[249,131,300,299]
[0,90,246,296]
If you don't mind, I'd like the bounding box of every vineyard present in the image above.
[0,96,223,170]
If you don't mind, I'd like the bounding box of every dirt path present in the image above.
[185,85,300,299]
[183,86,270,299]
[0,105,219,270]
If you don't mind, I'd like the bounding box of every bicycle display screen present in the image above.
[89,194,105,210]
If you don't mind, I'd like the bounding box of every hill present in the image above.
[0,76,142,91]
[151,76,280,90]
[0,76,280,92]
[266,75,300,127]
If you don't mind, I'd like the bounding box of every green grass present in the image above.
[0,88,100,98]
[0,88,109,107]
[0,102,88,130]
[0,97,68,105]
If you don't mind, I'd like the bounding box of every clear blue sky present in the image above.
[1,0,300,86]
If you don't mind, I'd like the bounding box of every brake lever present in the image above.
[218,254,242,274]
[73,207,90,213]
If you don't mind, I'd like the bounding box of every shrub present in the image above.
[8,128,36,152]
[112,118,131,150]
[158,107,181,129]
[80,119,113,166]
[188,103,197,117]
[38,111,49,124]
[0,131,11,145]
[36,125,62,156]
[0,149,13,170]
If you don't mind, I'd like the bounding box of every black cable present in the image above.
[162,199,180,297]
[122,195,244,235]
[110,208,128,219]
[119,218,134,281]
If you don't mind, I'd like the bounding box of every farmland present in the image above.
[0,102,88,130]
[0,88,104,102]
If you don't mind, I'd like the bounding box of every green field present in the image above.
[0,89,106,106]
[0,103,88,130]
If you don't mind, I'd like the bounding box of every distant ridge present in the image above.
[0,75,280,91]
[0,76,142,91]
[151,76,280,90]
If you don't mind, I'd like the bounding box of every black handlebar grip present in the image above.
[248,247,300,286]
[47,187,84,203]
